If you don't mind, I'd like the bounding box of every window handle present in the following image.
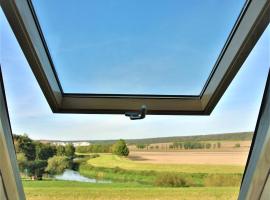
[125,105,147,120]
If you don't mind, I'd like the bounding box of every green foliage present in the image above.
[80,162,241,187]
[136,144,146,149]
[205,143,211,149]
[25,160,48,179]
[56,145,66,156]
[155,173,194,187]
[65,144,75,157]
[13,134,36,160]
[112,139,129,156]
[16,153,27,172]
[46,156,71,175]
[35,143,56,160]
[234,143,241,148]
[76,144,112,153]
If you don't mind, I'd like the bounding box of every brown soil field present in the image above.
[128,150,249,165]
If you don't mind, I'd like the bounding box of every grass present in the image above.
[79,154,243,187]
[22,154,244,199]
[87,154,244,174]
[23,180,240,200]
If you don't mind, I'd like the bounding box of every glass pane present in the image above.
[31,0,245,95]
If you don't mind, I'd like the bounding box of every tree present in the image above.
[16,153,27,172]
[112,139,129,156]
[13,134,36,160]
[45,156,71,175]
[136,144,146,149]
[65,144,75,157]
[36,143,56,160]
[56,145,66,156]
[25,160,48,180]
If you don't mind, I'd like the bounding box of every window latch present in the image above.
[125,105,147,120]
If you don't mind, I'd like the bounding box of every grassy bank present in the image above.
[78,154,243,187]
[23,180,240,200]
[79,164,242,187]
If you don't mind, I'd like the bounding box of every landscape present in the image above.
[15,132,253,200]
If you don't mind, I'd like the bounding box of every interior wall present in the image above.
[0,172,7,200]
[260,173,270,200]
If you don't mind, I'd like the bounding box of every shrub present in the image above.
[112,139,129,156]
[45,156,71,175]
[155,173,193,187]
[234,143,241,148]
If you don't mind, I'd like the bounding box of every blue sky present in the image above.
[31,0,245,95]
[0,4,269,141]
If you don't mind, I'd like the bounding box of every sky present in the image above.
[31,0,245,95]
[0,3,270,141]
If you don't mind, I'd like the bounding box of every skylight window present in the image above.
[1,0,269,116]
[31,0,245,95]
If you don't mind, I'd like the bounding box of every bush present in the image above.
[155,173,193,187]
[234,143,241,148]
[45,156,71,175]
[112,139,129,156]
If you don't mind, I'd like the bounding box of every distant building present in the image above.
[72,142,90,147]
[37,140,91,147]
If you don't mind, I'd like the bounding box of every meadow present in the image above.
[23,180,240,200]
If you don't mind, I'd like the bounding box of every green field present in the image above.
[23,153,244,199]
[23,180,240,200]
[87,154,244,174]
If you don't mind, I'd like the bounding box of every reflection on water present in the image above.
[55,170,111,183]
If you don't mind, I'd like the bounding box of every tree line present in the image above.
[14,134,129,180]
[76,139,129,156]
[136,142,221,150]
[14,134,75,180]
